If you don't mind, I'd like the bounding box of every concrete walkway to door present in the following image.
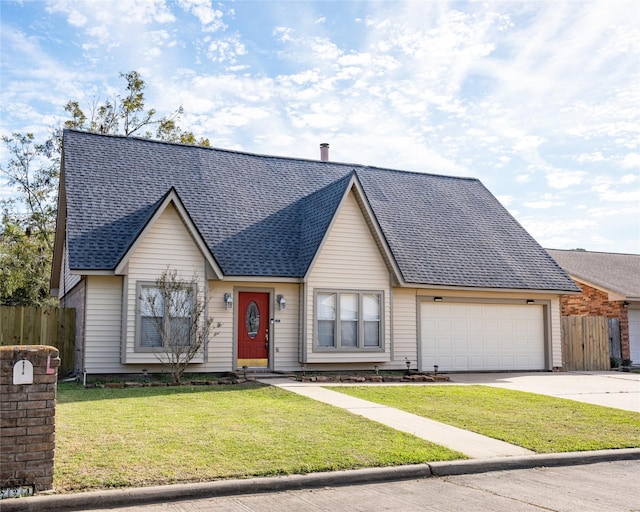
[261,378,534,459]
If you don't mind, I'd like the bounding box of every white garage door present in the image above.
[420,302,546,371]
[628,309,640,365]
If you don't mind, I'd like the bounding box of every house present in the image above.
[546,249,640,364]
[50,129,579,377]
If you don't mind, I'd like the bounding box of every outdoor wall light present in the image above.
[277,294,286,310]
[526,299,535,304]
[623,301,630,307]
[224,292,233,310]
[433,297,443,302]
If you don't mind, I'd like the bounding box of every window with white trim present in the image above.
[316,291,382,350]
[138,284,194,349]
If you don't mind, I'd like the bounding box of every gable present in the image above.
[114,189,222,279]
[306,189,391,287]
[127,203,204,274]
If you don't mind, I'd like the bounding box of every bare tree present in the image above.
[63,71,210,145]
[139,269,219,383]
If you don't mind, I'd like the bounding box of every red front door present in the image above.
[237,292,270,367]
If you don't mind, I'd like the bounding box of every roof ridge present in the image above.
[63,129,478,182]
[546,248,640,257]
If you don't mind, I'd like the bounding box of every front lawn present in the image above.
[54,382,463,492]
[332,385,640,453]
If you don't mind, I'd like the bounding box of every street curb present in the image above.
[3,449,639,511]
[428,448,640,476]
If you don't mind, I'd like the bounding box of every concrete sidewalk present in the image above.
[264,378,533,459]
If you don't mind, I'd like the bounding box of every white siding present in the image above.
[124,204,207,365]
[305,190,391,364]
[629,309,640,365]
[392,288,419,368]
[208,282,301,372]
[84,275,123,373]
[61,241,80,298]
[550,296,562,368]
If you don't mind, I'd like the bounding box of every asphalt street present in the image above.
[78,460,639,512]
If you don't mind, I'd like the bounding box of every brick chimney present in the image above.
[320,143,329,162]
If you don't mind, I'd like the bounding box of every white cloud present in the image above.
[523,200,565,209]
[512,135,545,153]
[598,189,640,203]
[590,175,640,202]
[206,35,246,63]
[546,170,586,189]
[177,0,225,31]
[67,10,87,27]
[621,153,640,169]
[496,195,513,206]
[47,0,176,26]
[577,152,605,163]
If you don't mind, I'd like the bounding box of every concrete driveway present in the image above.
[447,371,640,413]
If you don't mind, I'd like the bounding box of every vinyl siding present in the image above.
[550,296,562,368]
[208,282,301,372]
[391,287,419,369]
[61,241,80,298]
[305,190,392,364]
[84,275,123,373]
[124,203,207,365]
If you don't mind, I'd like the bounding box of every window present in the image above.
[138,284,194,350]
[315,291,383,350]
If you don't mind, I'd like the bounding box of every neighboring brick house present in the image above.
[546,249,640,364]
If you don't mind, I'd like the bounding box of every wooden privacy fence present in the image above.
[0,306,75,376]
[608,318,621,360]
[561,316,610,371]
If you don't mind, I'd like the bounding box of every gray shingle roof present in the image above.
[61,130,577,291]
[546,249,640,299]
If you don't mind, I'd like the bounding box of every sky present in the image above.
[1,0,639,254]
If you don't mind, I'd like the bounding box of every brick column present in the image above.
[1,345,60,493]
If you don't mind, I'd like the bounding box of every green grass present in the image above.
[54,382,463,492]
[332,385,640,453]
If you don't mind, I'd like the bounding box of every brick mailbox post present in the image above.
[1,345,60,496]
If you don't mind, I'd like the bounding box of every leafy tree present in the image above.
[0,133,58,306]
[0,71,209,306]
[139,269,219,383]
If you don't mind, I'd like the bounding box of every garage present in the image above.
[420,301,546,371]
[628,309,640,365]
